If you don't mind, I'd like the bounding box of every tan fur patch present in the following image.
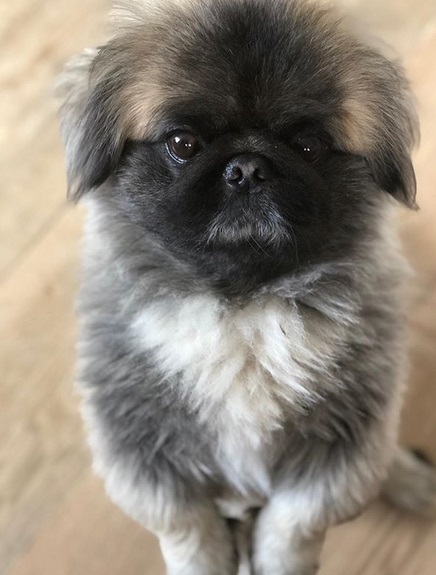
[334,96,378,153]
[106,1,204,140]
[118,81,165,140]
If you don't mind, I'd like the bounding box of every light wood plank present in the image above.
[7,474,165,575]
[338,0,436,57]
[0,0,109,276]
[397,30,436,462]
[0,208,87,574]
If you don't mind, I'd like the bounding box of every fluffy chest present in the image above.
[132,293,344,493]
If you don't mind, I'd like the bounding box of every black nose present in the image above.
[224,154,272,192]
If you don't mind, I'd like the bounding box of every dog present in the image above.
[57,1,436,573]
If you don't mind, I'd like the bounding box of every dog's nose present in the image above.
[223,154,272,192]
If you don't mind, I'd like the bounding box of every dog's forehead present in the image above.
[109,0,389,153]
[155,0,342,128]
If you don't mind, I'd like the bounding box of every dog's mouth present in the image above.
[205,194,293,249]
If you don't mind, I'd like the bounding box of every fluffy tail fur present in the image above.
[382,447,436,517]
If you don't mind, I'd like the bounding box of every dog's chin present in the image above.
[196,212,299,295]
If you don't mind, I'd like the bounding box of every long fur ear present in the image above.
[369,147,418,209]
[329,14,420,209]
[364,60,419,209]
[56,48,125,201]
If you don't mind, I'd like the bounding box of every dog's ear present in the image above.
[56,47,125,201]
[337,47,419,209]
[365,61,419,209]
[369,147,417,209]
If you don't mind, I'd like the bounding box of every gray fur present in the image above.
[58,1,433,574]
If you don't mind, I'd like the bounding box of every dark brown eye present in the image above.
[293,135,327,163]
[166,131,200,163]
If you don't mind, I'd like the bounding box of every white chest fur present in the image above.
[131,293,346,494]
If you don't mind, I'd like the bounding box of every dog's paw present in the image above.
[253,540,320,575]
[382,447,436,517]
[253,565,318,575]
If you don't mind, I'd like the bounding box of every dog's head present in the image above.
[58,0,418,293]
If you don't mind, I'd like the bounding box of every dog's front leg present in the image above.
[252,496,325,575]
[251,428,394,575]
[158,503,237,575]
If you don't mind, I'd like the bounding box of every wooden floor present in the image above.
[1,1,436,574]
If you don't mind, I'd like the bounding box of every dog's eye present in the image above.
[293,135,327,163]
[166,131,200,163]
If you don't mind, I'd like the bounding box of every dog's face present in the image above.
[59,0,417,294]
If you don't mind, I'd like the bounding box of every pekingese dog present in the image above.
[58,1,436,573]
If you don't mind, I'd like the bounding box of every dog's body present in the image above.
[59,1,436,573]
